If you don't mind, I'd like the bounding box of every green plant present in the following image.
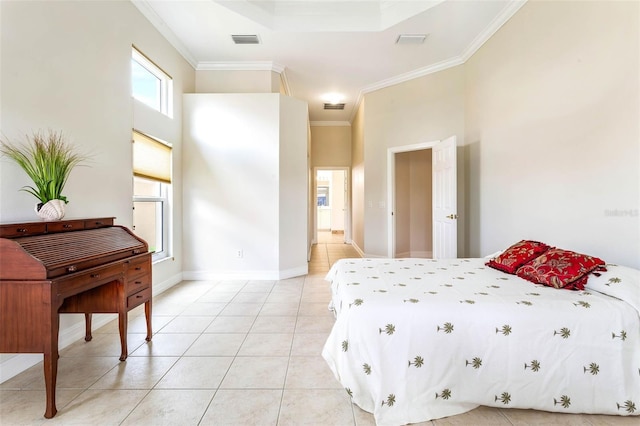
[0,130,89,204]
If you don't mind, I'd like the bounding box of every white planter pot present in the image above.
[35,199,66,221]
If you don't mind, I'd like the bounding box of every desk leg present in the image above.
[43,352,58,418]
[84,313,93,341]
[118,310,128,361]
[144,300,152,342]
[43,308,60,419]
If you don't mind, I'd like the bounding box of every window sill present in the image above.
[152,254,174,266]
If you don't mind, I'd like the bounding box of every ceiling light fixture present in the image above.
[323,93,344,105]
[231,34,261,45]
[396,34,428,45]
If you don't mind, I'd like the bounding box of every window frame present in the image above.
[133,177,171,262]
[131,47,173,118]
[132,129,173,263]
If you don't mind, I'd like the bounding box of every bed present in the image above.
[322,253,640,426]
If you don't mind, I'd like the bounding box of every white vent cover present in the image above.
[324,103,345,110]
[231,34,260,44]
[396,34,427,45]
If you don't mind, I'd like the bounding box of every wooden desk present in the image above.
[0,218,152,418]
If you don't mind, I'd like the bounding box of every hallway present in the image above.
[308,231,360,274]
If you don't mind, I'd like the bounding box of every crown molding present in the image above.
[348,0,527,124]
[361,56,465,96]
[131,0,198,69]
[196,61,286,72]
[461,0,527,62]
[348,56,464,122]
[280,68,292,96]
[310,121,351,127]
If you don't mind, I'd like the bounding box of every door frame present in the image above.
[313,166,351,245]
[387,141,439,258]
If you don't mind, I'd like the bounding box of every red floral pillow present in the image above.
[515,248,606,290]
[486,240,551,274]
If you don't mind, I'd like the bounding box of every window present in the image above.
[131,47,173,117]
[132,130,172,261]
[317,186,329,207]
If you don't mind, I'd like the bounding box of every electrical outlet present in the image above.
[236,249,243,258]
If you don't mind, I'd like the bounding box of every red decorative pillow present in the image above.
[486,240,551,274]
[515,248,606,290]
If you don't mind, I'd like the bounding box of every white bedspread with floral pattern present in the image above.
[322,258,640,426]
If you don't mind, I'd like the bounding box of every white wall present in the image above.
[310,125,352,168]
[351,102,365,255]
[279,96,309,273]
[0,0,194,381]
[182,93,308,279]
[330,170,345,232]
[464,0,640,268]
[362,65,466,257]
[354,0,639,267]
[196,70,280,94]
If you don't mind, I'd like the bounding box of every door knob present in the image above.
[446,214,458,219]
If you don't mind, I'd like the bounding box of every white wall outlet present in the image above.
[236,249,243,258]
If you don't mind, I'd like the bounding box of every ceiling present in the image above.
[133,0,526,123]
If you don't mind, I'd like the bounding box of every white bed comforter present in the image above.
[322,258,640,426]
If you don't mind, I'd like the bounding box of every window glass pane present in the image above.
[131,59,161,110]
[317,186,329,206]
[133,200,163,254]
[134,177,161,197]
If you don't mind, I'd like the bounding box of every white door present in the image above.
[432,136,457,258]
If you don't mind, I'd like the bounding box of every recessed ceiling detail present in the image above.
[231,34,261,44]
[132,0,528,122]
[216,0,446,32]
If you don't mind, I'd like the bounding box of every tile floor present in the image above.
[0,233,636,425]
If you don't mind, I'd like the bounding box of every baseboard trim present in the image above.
[351,241,365,258]
[183,265,308,281]
[153,272,182,295]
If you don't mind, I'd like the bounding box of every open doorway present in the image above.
[314,167,350,245]
[388,136,458,259]
[394,149,433,258]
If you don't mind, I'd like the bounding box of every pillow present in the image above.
[486,240,551,274]
[585,264,640,312]
[515,248,606,290]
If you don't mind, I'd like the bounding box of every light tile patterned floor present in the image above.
[1,234,636,425]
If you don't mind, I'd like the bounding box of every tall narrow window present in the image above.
[132,130,172,261]
[131,47,173,117]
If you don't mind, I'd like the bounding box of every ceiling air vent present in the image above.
[396,34,427,45]
[231,34,260,45]
[324,103,345,110]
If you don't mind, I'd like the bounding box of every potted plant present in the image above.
[0,130,90,220]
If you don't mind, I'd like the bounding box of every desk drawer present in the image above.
[127,273,150,296]
[127,287,151,309]
[84,218,114,229]
[127,255,151,281]
[57,263,124,298]
[0,223,47,238]
[46,220,85,233]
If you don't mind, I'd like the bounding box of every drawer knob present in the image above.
[136,295,143,299]
[133,249,141,254]
[17,228,27,233]
[135,281,142,285]
[68,265,77,272]
[95,221,103,225]
[90,273,100,279]
[135,267,142,271]
[63,224,73,229]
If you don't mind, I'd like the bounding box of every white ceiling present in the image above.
[133,0,526,123]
